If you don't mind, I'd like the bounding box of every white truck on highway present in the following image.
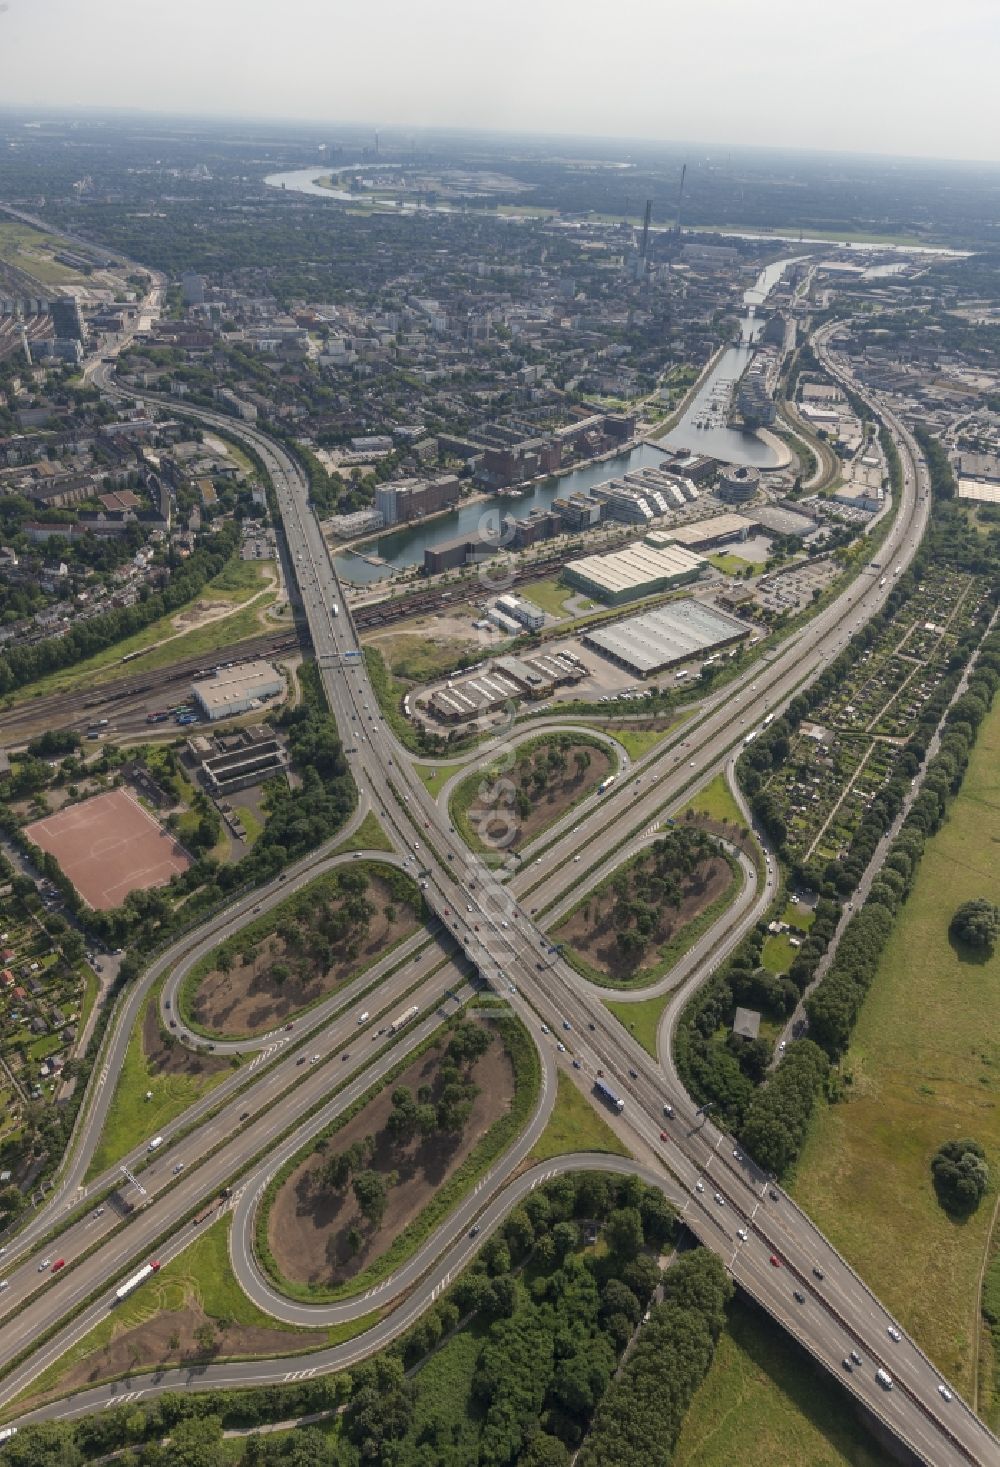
[389,1004,419,1035]
[114,1259,161,1304]
[147,1135,164,1152]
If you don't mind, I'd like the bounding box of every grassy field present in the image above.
[6,558,280,706]
[762,931,798,975]
[17,1217,372,1407]
[789,695,1000,1415]
[608,721,684,760]
[678,772,746,828]
[707,553,755,577]
[605,992,670,1059]
[520,577,571,619]
[331,809,393,854]
[672,1297,892,1467]
[413,761,463,798]
[86,985,231,1180]
[368,629,480,684]
[0,220,86,285]
[529,1069,631,1163]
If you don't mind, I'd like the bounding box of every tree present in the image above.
[949,898,1000,955]
[605,1206,644,1260]
[352,1168,390,1227]
[2,1419,83,1466]
[161,1415,224,1467]
[931,1137,990,1214]
[520,1432,572,1467]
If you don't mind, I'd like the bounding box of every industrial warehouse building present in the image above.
[583,598,750,677]
[563,542,704,606]
[493,593,545,631]
[651,512,757,551]
[428,651,586,723]
[191,661,284,722]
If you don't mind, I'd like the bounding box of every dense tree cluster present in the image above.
[931,1138,990,1215]
[576,1251,732,1467]
[675,894,839,1136]
[914,426,957,500]
[949,898,1000,955]
[605,827,720,963]
[738,1040,829,1175]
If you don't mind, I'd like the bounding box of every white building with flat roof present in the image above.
[191,661,284,722]
[564,542,704,606]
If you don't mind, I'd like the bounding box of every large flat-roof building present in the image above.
[583,598,750,677]
[957,479,1000,506]
[656,513,757,551]
[564,541,704,607]
[428,652,585,724]
[191,661,284,722]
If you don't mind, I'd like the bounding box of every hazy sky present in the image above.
[3,0,998,163]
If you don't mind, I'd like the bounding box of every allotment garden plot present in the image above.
[757,568,988,876]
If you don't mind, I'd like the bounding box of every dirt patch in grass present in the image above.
[142,1001,229,1079]
[43,1302,297,1404]
[190,874,420,1037]
[268,1027,513,1287]
[557,847,733,982]
[457,738,613,853]
[368,623,482,685]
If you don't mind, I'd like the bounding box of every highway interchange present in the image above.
[0,326,997,1466]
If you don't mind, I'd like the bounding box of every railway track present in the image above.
[0,632,303,745]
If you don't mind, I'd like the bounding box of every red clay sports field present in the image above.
[24,788,192,911]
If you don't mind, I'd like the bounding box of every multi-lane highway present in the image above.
[1,340,998,1466]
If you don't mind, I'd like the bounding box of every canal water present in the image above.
[656,256,800,466]
[332,441,668,585]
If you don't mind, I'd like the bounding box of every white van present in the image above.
[357,1011,370,1025]
[148,1135,164,1152]
[875,1368,893,1391]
